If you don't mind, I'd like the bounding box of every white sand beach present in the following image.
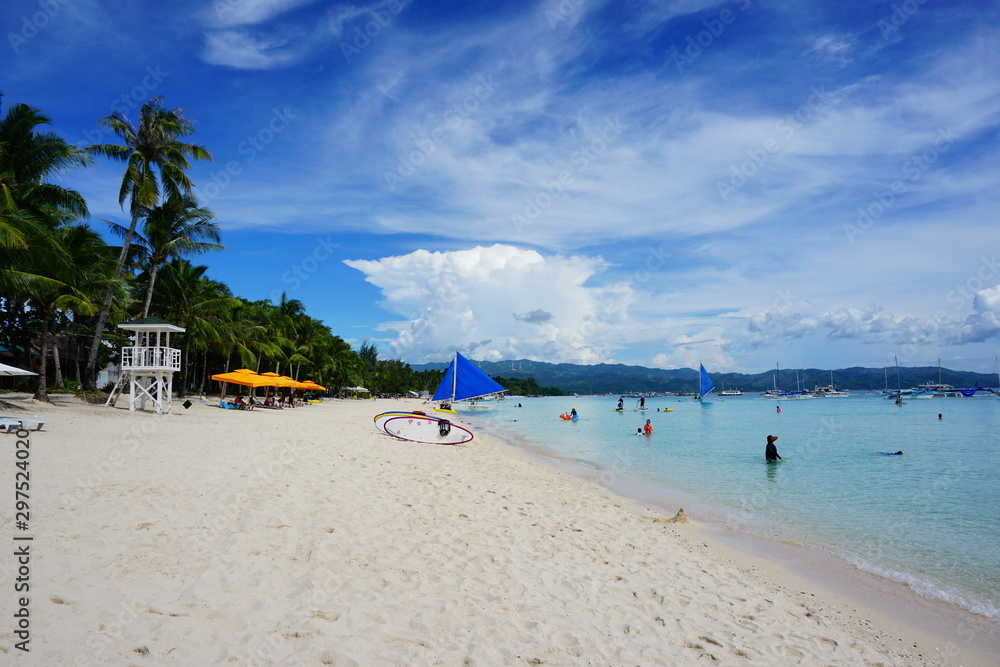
[0,394,995,665]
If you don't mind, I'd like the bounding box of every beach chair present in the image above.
[0,418,22,434]
[17,418,47,431]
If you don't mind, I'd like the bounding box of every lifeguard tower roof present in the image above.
[118,317,185,333]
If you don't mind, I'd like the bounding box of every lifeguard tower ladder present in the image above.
[105,317,185,414]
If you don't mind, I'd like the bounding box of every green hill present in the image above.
[411,359,1000,395]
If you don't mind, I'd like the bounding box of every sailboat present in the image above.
[762,363,781,398]
[779,370,815,399]
[696,363,715,400]
[892,356,905,405]
[432,352,507,413]
[814,370,850,397]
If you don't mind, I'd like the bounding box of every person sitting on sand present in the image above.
[263,393,277,408]
[234,394,253,411]
[765,435,783,462]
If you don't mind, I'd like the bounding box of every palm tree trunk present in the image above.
[74,341,81,384]
[84,212,139,389]
[53,340,64,388]
[199,350,208,396]
[179,336,191,398]
[141,263,160,318]
[33,315,51,402]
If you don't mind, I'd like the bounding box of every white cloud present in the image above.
[201,29,300,69]
[344,244,636,363]
[199,0,322,29]
[808,34,855,68]
[198,0,412,69]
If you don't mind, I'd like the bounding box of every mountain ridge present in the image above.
[411,359,1000,394]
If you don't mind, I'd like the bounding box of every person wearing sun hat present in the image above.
[765,435,784,462]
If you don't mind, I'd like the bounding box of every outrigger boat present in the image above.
[432,352,507,413]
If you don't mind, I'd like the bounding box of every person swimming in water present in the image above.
[880,451,904,455]
[643,419,653,435]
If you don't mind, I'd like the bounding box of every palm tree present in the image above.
[110,194,222,318]
[83,97,212,388]
[0,96,91,295]
[27,222,119,401]
[150,259,239,396]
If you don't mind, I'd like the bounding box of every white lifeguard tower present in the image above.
[105,317,184,414]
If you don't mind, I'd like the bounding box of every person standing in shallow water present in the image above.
[765,435,784,462]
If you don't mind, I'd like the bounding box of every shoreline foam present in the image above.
[470,408,1000,665]
[0,393,994,664]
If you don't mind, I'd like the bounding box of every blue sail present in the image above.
[699,363,714,398]
[432,352,506,402]
[431,360,456,402]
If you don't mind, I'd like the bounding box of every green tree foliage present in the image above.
[84,97,213,388]
[490,376,563,396]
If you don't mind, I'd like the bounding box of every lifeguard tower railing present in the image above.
[121,345,181,372]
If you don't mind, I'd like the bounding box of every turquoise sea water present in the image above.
[469,393,1000,621]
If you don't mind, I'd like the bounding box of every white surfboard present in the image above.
[373,411,430,430]
[380,415,474,445]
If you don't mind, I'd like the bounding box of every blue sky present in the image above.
[4,0,1000,373]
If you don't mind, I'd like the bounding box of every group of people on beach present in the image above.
[230,390,304,410]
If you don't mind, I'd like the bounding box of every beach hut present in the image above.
[105,317,184,415]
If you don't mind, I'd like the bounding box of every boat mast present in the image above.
[451,353,458,402]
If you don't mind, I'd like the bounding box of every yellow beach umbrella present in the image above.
[284,376,312,389]
[300,380,326,391]
[210,371,273,388]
